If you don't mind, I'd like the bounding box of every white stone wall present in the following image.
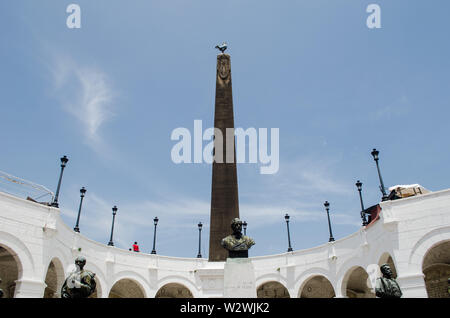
[0,188,449,298]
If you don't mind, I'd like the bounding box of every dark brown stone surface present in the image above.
[209,54,240,262]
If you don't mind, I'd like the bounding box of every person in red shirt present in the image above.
[132,242,140,252]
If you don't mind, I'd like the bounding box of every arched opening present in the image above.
[257,281,290,298]
[422,240,450,298]
[378,253,398,278]
[342,266,375,298]
[108,279,146,298]
[0,245,21,298]
[44,258,65,298]
[299,275,335,298]
[155,283,193,298]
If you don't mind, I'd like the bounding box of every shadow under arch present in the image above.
[0,244,22,298]
[298,275,335,298]
[294,267,333,296]
[155,282,194,298]
[341,265,375,298]
[109,277,146,298]
[43,257,65,298]
[422,239,450,298]
[256,281,290,298]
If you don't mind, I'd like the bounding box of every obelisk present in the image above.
[209,51,240,262]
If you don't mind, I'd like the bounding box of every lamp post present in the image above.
[197,222,203,258]
[355,180,368,226]
[243,221,247,235]
[371,148,388,201]
[108,206,118,246]
[324,201,335,242]
[73,187,86,233]
[151,216,159,254]
[284,214,293,252]
[51,155,69,207]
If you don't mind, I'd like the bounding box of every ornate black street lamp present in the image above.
[107,206,118,246]
[355,180,368,226]
[324,201,335,242]
[285,214,293,252]
[243,221,247,236]
[371,148,388,201]
[51,155,69,207]
[197,222,203,258]
[73,187,86,233]
[151,216,159,254]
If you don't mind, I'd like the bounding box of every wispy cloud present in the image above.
[237,156,359,228]
[61,190,211,250]
[373,95,410,120]
[50,55,116,151]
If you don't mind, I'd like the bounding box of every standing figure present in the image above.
[375,264,402,298]
[221,218,255,258]
[133,242,140,252]
[61,256,96,298]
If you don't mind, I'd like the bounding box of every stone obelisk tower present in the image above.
[209,52,240,262]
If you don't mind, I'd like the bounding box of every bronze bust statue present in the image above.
[61,256,96,298]
[375,264,402,298]
[221,218,255,258]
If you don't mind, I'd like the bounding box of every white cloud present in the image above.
[373,95,410,120]
[51,55,115,150]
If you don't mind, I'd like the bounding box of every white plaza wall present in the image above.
[0,188,449,298]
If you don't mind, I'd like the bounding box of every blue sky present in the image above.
[1,1,450,258]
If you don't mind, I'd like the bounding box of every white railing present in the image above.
[0,170,54,203]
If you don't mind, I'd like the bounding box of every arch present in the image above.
[255,273,288,291]
[341,266,375,298]
[109,278,146,298]
[156,275,198,298]
[43,257,65,298]
[335,255,369,295]
[43,246,71,280]
[422,240,450,298]
[155,283,194,298]
[0,245,20,298]
[0,231,35,279]
[294,267,333,295]
[256,281,290,298]
[408,226,450,272]
[298,275,335,298]
[109,271,149,298]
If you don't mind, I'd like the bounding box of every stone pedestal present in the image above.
[223,258,256,298]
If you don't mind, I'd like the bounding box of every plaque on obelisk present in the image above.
[209,48,240,262]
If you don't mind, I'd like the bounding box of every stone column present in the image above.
[396,273,428,298]
[209,53,240,262]
[14,278,46,298]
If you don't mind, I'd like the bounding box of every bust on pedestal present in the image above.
[221,218,256,298]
